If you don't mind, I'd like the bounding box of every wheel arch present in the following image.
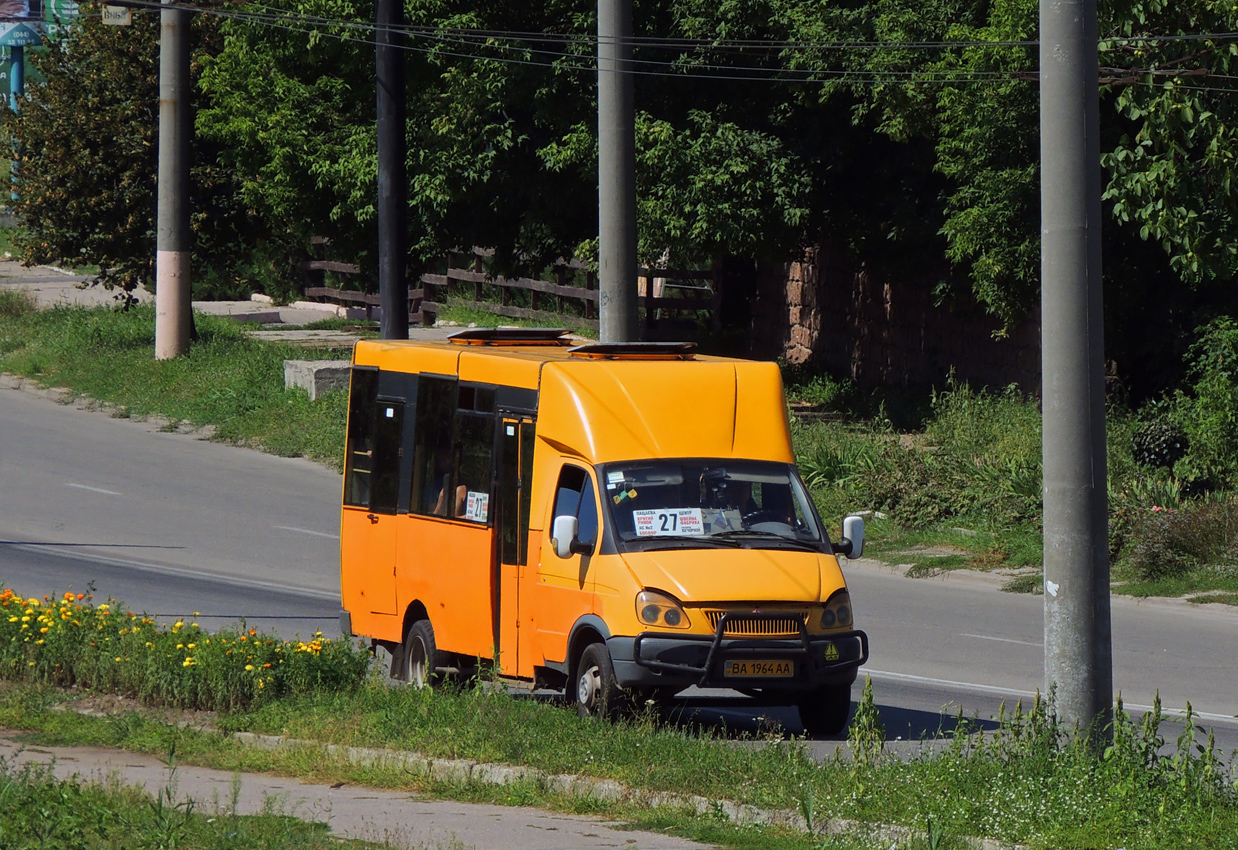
[565,614,612,688]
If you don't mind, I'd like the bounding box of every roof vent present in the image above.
[448,328,573,346]
[567,341,697,359]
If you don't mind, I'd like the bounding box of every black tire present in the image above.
[575,642,621,719]
[797,683,853,736]
[400,619,439,688]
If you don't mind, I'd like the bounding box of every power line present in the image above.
[61,1,1238,89]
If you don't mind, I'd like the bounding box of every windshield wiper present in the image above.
[711,530,822,552]
[632,535,742,550]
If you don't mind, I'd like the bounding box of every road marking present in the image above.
[865,669,1236,723]
[65,483,122,496]
[960,633,1042,647]
[274,525,340,540]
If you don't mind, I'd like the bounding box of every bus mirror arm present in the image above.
[552,515,593,558]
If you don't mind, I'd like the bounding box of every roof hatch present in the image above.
[567,341,697,360]
[448,328,573,346]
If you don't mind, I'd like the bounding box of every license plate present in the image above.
[723,659,793,678]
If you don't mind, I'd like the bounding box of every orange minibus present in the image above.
[339,329,868,733]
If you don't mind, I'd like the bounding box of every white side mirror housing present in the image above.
[552,515,579,559]
[841,515,865,559]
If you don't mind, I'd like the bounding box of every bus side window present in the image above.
[411,377,457,516]
[552,466,599,549]
[343,368,378,508]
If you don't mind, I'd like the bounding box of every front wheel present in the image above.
[797,683,853,736]
[575,643,621,719]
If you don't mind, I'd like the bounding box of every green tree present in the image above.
[4,5,261,300]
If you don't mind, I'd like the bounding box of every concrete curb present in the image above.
[229,730,1021,849]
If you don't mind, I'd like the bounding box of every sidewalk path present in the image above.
[0,729,707,850]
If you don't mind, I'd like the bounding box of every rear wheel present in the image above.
[575,643,621,719]
[797,683,853,736]
[399,619,439,688]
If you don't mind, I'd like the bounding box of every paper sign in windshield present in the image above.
[633,508,704,537]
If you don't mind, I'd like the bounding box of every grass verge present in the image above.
[1,673,1235,850]
[0,751,374,850]
[0,292,349,468]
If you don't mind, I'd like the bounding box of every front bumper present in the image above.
[608,612,868,691]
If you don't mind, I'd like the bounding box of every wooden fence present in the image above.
[300,246,719,337]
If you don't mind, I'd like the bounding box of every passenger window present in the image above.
[454,410,494,523]
[412,377,457,517]
[343,368,378,508]
[370,402,403,514]
[551,466,599,549]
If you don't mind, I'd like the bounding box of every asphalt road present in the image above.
[2,376,1235,756]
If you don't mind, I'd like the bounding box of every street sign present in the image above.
[0,23,41,47]
[101,5,130,26]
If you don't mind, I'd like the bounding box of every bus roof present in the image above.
[352,338,794,464]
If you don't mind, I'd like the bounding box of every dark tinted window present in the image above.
[412,377,457,516]
[370,402,403,514]
[343,368,378,508]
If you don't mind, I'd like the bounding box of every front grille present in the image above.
[704,611,805,636]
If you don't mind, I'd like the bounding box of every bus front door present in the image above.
[496,416,535,678]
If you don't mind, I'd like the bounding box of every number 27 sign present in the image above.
[633,508,704,537]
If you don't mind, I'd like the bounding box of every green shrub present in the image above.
[1175,317,1238,485]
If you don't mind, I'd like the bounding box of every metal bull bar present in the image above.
[631,611,869,687]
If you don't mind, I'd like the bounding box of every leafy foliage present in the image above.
[3,6,266,299]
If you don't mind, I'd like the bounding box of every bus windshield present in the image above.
[597,459,828,552]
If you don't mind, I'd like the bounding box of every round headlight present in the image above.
[821,609,837,628]
[640,605,661,625]
[836,605,851,626]
[664,608,682,627]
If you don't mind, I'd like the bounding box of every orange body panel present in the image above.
[394,515,495,659]
[340,507,398,618]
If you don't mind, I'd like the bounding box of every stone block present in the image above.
[284,359,350,401]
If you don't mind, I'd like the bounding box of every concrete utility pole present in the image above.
[375,0,408,340]
[155,0,192,359]
[596,0,638,342]
[1039,0,1112,735]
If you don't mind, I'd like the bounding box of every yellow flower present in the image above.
[7,617,15,623]
[244,664,254,671]
[115,656,121,662]
[182,657,195,667]
[97,603,108,610]
[186,643,195,650]
[39,627,48,634]
[176,644,184,650]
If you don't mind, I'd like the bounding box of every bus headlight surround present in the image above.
[636,590,691,630]
[822,589,853,629]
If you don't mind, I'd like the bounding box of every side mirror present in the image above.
[836,515,865,559]
[552,515,579,559]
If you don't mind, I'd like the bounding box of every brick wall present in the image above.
[744,244,1042,393]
